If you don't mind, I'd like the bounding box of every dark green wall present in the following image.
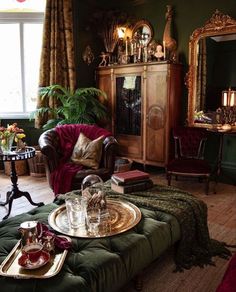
[74,0,236,125]
[73,0,236,183]
[74,0,236,87]
[2,0,236,183]
[0,119,44,146]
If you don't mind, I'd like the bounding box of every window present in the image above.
[0,0,46,118]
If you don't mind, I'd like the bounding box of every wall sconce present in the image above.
[117,27,128,64]
[82,45,94,66]
[117,27,126,39]
[222,87,236,107]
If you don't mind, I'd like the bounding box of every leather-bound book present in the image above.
[112,169,150,184]
[111,179,153,194]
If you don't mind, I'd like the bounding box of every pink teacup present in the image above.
[22,243,43,263]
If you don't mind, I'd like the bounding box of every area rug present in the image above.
[216,252,236,292]
[61,181,232,272]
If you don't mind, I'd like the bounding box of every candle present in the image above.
[144,46,147,62]
[163,41,166,60]
[138,46,141,60]
[230,92,235,106]
[130,43,134,55]
[222,92,227,106]
[125,39,128,57]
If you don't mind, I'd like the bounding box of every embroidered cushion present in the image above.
[71,132,104,169]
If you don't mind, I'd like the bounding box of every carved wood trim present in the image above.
[191,10,236,39]
[187,10,236,127]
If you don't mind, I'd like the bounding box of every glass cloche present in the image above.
[81,175,106,209]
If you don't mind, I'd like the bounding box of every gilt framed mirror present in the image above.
[186,10,236,128]
[132,19,154,46]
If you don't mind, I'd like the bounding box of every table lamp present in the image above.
[222,87,236,107]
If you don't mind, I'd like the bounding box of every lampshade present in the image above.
[222,87,236,106]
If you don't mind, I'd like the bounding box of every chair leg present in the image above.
[167,173,171,186]
[213,181,217,194]
[205,177,209,195]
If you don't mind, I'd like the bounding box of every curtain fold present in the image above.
[35,0,76,128]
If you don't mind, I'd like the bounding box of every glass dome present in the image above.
[81,175,106,209]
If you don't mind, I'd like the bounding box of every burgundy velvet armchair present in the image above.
[38,124,118,195]
[166,126,211,195]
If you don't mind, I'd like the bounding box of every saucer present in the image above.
[18,250,50,270]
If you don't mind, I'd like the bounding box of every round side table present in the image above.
[0,147,44,220]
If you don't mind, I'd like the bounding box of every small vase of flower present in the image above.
[0,123,26,154]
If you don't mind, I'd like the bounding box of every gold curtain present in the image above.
[196,38,207,112]
[35,0,76,128]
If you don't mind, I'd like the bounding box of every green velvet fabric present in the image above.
[62,180,231,271]
[102,181,231,271]
[0,202,180,292]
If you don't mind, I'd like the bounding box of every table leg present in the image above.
[0,191,14,220]
[0,160,44,220]
[0,191,13,220]
[21,191,44,207]
[213,133,224,194]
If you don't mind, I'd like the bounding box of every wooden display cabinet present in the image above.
[96,62,182,167]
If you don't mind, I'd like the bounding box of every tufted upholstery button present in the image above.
[0,203,180,292]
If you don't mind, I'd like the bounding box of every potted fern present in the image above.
[31,85,109,130]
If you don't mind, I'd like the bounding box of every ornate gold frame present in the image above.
[186,10,236,128]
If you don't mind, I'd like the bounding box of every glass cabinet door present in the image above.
[115,76,141,135]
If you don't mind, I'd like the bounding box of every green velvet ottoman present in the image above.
[0,202,180,292]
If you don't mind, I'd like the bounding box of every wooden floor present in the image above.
[0,172,54,219]
[0,171,235,292]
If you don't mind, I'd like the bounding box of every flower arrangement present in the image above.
[0,123,26,154]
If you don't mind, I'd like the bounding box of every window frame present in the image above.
[0,12,44,119]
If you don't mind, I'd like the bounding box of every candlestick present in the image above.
[143,46,148,63]
[163,41,166,60]
[222,87,236,107]
[138,46,141,61]
[130,43,134,55]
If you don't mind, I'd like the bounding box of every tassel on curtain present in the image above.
[35,0,76,128]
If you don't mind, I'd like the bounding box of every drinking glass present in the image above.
[86,208,101,236]
[65,197,87,229]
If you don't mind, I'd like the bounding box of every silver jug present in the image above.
[19,221,39,246]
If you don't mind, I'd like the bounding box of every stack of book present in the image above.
[111,169,153,194]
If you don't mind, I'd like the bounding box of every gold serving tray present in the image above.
[0,236,70,279]
[48,199,142,238]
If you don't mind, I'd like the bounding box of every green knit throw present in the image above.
[59,181,231,272]
[102,181,231,271]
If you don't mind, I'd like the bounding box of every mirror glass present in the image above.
[187,10,236,127]
[132,20,153,46]
[116,76,141,135]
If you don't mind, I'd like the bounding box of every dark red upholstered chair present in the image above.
[216,253,236,292]
[38,124,118,195]
[166,126,211,195]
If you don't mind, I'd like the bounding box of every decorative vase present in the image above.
[0,134,15,154]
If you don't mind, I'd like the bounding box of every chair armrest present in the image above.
[38,129,61,173]
[102,136,118,172]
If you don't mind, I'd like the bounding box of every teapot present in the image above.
[19,221,42,246]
